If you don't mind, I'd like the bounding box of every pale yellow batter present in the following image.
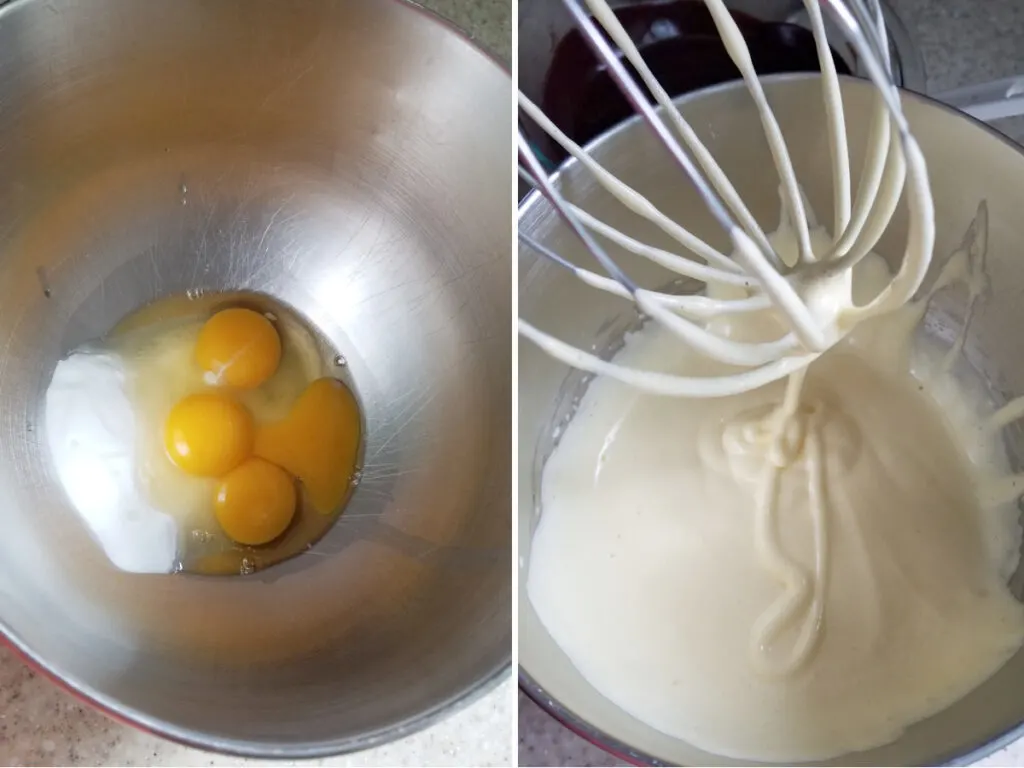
[522,0,1024,759]
[528,225,1024,761]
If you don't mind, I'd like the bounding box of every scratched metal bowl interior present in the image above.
[519,75,1024,766]
[0,0,511,756]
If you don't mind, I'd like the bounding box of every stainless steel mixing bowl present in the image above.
[0,0,512,756]
[519,75,1024,766]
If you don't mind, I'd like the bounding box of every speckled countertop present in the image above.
[0,650,512,768]
[0,1,512,767]
[422,0,511,62]
[518,0,1024,765]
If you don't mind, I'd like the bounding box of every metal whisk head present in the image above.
[518,0,936,397]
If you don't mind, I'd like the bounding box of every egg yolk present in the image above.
[195,307,281,389]
[214,458,296,545]
[254,377,360,514]
[165,393,253,477]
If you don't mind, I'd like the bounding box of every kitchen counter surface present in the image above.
[517,0,1024,765]
[0,0,512,766]
[0,649,512,767]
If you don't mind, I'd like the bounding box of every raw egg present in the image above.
[99,292,363,576]
[214,458,296,545]
[164,392,253,477]
[255,377,361,514]
[195,307,281,388]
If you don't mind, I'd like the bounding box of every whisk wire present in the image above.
[561,0,740,240]
[529,2,833,351]
[575,0,777,258]
[517,131,638,293]
[519,94,741,275]
[519,0,935,396]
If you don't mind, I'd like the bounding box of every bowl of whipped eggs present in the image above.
[0,0,511,756]
[520,74,1024,765]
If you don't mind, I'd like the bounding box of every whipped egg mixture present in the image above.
[520,0,1024,759]
[45,294,362,576]
[528,212,1024,761]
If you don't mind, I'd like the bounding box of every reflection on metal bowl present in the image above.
[0,0,512,756]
